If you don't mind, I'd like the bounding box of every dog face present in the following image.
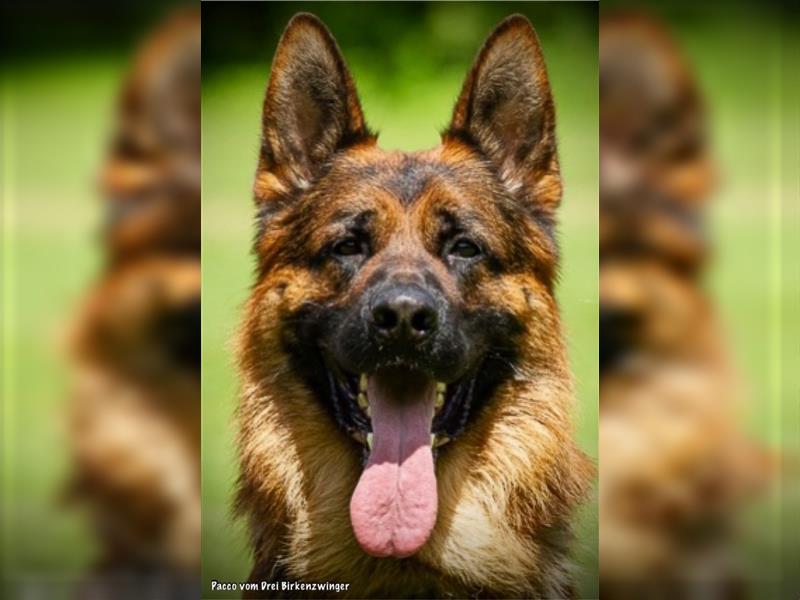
[241,13,566,560]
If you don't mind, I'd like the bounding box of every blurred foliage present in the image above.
[0,0,190,61]
[202,2,596,92]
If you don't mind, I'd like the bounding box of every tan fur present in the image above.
[237,276,590,597]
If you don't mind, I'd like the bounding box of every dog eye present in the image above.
[332,238,364,257]
[449,238,482,259]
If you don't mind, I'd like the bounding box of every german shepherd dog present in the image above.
[599,12,767,597]
[66,8,201,592]
[236,13,591,598]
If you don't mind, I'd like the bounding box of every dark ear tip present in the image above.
[476,14,541,59]
[475,13,544,67]
[493,13,536,37]
[275,13,345,74]
[286,12,325,28]
[282,12,334,42]
[499,13,534,28]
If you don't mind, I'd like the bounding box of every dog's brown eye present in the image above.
[449,238,481,259]
[333,238,364,257]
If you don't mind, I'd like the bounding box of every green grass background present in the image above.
[662,8,800,594]
[0,2,796,599]
[2,59,121,594]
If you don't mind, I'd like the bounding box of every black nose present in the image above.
[599,304,640,370]
[370,285,438,343]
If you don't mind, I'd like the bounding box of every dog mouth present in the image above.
[325,362,478,453]
[323,361,479,559]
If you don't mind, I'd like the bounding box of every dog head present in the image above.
[241,13,565,558]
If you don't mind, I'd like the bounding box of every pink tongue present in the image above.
[349,369,437,558]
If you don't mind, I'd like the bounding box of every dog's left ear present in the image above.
[259,13,373,192]
[448,15,561,215]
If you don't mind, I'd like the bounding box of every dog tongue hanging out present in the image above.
[236,11,592,598]
[350,369,438,557]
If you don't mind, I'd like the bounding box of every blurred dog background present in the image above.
[1,3,200,598]
[65,7,200,597]
[599,5,797,598]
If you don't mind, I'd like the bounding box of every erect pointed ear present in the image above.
[259,13,373,191]
[447,15,561,215]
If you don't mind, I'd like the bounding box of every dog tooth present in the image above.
[434,436,451,448]
[357,392,368,410]
[359,374,368,392]
[366,433,373,449]
[436,382,446,394]
[434,392,444,411]
[431,434,436,446]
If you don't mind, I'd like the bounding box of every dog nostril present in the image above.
[372,305,399,331]
[371,287,438,341]
[410,309,436,334]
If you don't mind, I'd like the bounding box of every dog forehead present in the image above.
[381,155,457,205]
[330,149,473,207]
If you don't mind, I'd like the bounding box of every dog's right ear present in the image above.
[257,13,373,195]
